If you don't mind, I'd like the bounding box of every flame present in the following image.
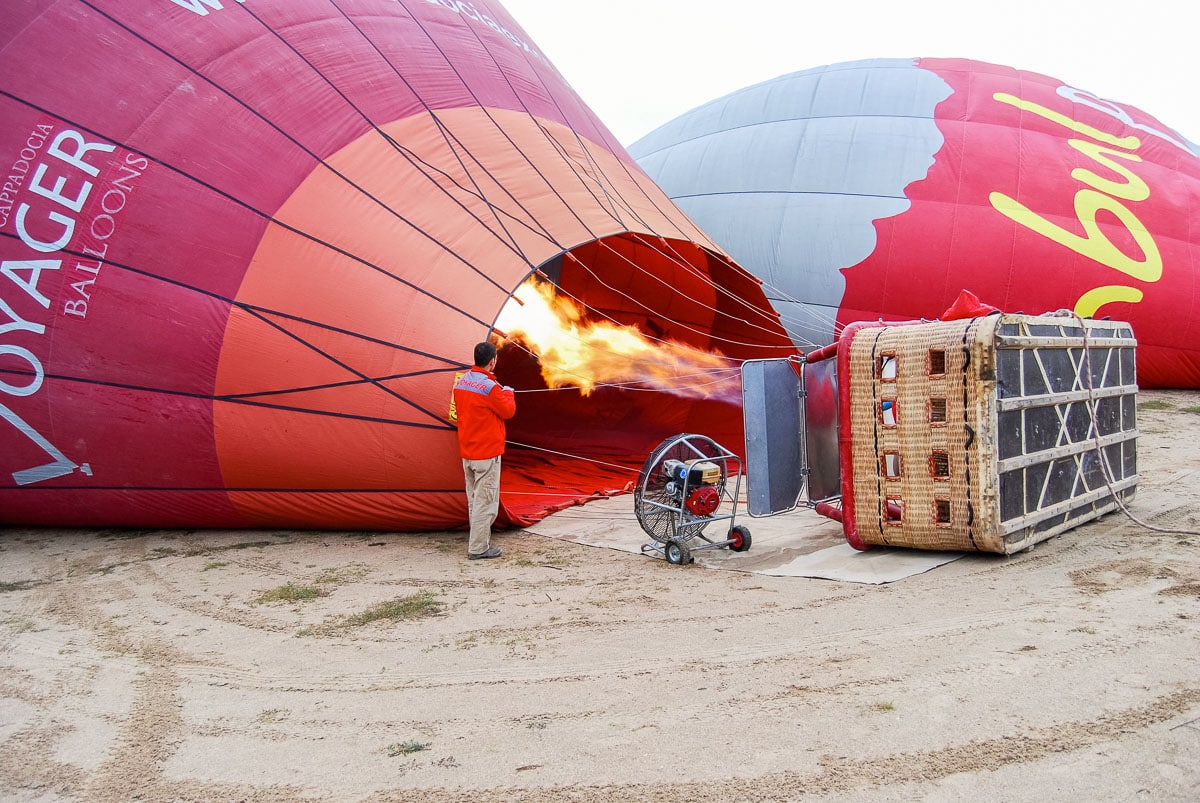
[495,278,740,402]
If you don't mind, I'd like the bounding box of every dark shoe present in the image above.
[468,546,502,560]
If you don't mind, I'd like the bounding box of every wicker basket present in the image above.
[844,314,1138,554]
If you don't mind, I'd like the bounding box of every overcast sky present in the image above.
[500,0,1198,147]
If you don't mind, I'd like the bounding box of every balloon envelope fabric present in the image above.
[630,57,1200,389]
[0,0,792,529]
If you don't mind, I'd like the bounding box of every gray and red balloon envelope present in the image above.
[631,57,1199,389]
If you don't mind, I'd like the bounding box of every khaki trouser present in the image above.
[462,456,501,555]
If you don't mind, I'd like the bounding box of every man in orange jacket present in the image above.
[452,341,516,559]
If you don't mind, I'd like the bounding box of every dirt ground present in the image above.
[2,389,1199,802]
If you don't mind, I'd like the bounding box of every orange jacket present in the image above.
[453,366,516,459]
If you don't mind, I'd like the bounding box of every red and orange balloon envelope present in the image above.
[631,57,1200,389]
[0,0,791,529]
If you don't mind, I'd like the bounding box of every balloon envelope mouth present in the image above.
[494,232,794,525]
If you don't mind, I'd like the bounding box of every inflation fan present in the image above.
[633,433,751,565]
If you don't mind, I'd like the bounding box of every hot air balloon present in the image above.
[0,0,792,529]
[629,57,1200,388]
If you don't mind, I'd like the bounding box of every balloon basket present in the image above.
[741,313,1140,555]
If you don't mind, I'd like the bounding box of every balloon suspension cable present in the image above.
[509,367,743,395]
[756,283,844,342]
[497,295,746,371]
[505,439,641,476]
[494,291,751,397]
[590,241,799,352]
[520,241,793,357]
[1066,310,1200,537]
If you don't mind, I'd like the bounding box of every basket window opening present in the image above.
[878,354,898,382]
[928,349,946,376]
[882,452,902,480]
[934,498,952,526]
[929,397,947,425]
[886,496,904,525]
[930,450,950,480]
[881,399,898,427]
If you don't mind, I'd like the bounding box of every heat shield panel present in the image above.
[742,359,805,516]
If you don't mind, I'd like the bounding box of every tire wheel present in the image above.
[728,525,752,553]
[664,538,693,565]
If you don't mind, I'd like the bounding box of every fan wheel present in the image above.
[664,537,693,565]
[728,524,752,552]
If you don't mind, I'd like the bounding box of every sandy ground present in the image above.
[2,389,1199,802]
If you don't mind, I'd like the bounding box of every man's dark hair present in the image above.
[474,341,497,367]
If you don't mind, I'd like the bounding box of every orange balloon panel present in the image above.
[213,108,787,527]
